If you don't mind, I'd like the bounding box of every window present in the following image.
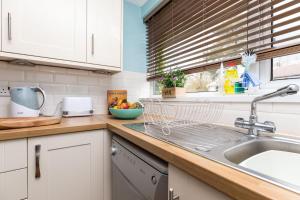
[185,69,218,92]
[272,53,300,80]
[271,0,300,80]
[152,81,162,95]
[145,0,300,94]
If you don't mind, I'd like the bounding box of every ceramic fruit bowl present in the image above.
[109,108,143,119]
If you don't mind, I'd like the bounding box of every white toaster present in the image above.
[62,97,94,117]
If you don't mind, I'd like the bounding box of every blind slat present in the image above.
[146,0,300,79]
[147,0,294,60]
[147,0,274,51]
[147,9,300,69]
[147,27,300,73]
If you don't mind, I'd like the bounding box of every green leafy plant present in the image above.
[159,69,186,88]
[156,48,186,89]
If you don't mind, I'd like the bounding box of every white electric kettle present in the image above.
[10,87,46,117]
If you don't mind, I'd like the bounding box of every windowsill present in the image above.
[148,92,300,103]
[149,70,300,103]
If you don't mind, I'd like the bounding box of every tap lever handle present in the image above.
[263,121,276,132]
[264,121,275,126]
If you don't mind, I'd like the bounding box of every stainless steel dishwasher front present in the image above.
[112,135,168,200]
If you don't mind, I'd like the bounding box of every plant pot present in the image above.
[162,87,185,98]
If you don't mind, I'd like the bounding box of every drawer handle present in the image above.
[8,12,12,40]
[91,34,95,55]
[169,188,180,200]
[35,144,41,179]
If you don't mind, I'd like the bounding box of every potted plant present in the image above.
[159,69,186,98]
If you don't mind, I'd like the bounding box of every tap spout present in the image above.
[251,84,299,117]
[236,84,299,136]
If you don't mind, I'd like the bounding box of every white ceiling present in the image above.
[126,0,148,7]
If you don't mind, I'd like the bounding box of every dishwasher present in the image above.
[112,135,168,200]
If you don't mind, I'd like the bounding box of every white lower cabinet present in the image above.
[28,130,105,200]
[0,139,27,173]
[168,165,232,200]
[0,139,28,200]
[0,168,27,200]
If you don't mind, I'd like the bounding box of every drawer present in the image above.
[0,139,27,172]
[0,168,27,200]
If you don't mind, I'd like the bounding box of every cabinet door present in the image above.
[0,139,27,173]
[28,130,103,200]
[87,0,122,67]
[0,169,27,200]
[2,0,86,62]
[169,165,232,200]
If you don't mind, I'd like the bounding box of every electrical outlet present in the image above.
[0,86,10,97]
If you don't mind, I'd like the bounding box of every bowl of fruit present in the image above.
[109,99,143,119]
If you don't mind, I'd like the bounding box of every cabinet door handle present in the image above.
[169,188,180,200]
[35,144,41,179]
[8,12,12,40]
[91,34,95,55]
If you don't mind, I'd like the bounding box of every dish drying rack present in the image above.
[141,99,224,136]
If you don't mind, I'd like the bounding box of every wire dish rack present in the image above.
[141,99,224,136]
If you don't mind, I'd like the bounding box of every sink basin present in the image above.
[223,138,300,190]
[224,138,300,164]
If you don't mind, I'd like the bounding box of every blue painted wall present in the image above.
[123,1,147,73]
[141,0,161,17]
[123,0,161,73]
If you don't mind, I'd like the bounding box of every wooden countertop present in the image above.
[0,115,299,200]
[0,115,107,141]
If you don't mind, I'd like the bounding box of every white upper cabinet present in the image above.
[87,0,122,68]
[2,0,87,62]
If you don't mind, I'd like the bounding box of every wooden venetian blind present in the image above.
[145,0,300,80]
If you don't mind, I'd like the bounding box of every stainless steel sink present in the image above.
[123,123,300,193]
[224,138,300,164]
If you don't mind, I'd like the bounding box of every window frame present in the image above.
[261,58,300,90]
[271,56,300,81]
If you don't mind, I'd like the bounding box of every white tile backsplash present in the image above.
[110,70,150,102]
[25,71,54,83]
[0,69,24,81]
[218,102,300,136]
[1,61,300,137]
[0,61,149,117]
[78,76,99,86]
[39,83,66,94]
[65,85,89,95]
[54,74,77,84]
[154,98,300,137]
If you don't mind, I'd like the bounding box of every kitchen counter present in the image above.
[0,115,299,200]
[0,115,107,141]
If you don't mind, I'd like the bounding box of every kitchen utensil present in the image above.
[10,87,46,117]
[141,99,224,136]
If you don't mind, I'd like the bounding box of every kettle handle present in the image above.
[32,87,46,110]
